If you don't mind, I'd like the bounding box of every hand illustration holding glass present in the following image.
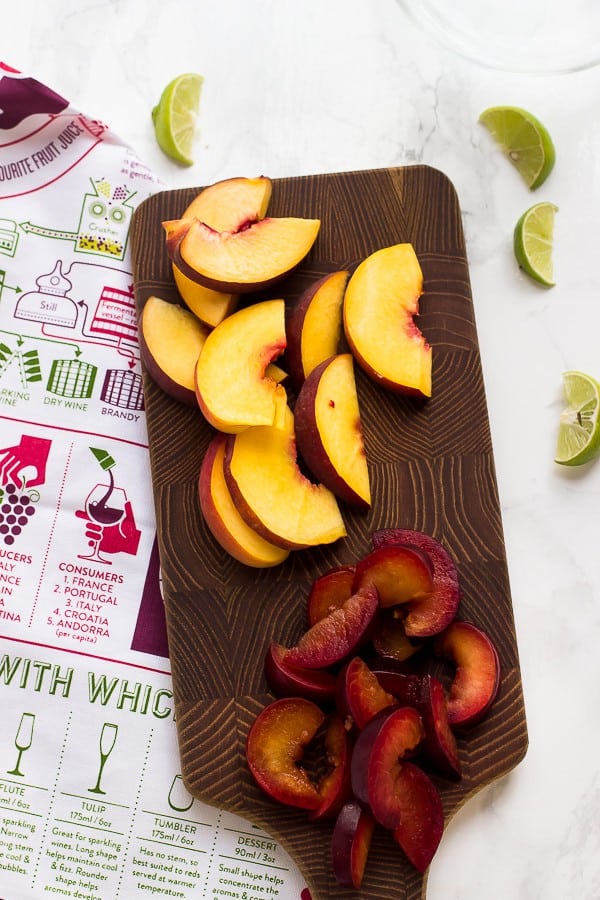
[89,722,118,795]
[78,483,127,564]
[8,712,35,777]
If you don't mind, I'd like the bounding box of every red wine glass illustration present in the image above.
[78,469,127,565]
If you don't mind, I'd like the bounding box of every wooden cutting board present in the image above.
[130,166,528,900]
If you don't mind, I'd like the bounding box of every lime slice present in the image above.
[555,371,600,466]
[513,202,558,286]
[479,106,555,189]
[152,73,203,165]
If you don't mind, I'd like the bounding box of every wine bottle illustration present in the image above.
[7,712,35,777]
[78,448,126,565]
[89,722,118,795]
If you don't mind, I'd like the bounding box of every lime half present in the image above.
[479,106,555,189]
[513,202,557,286]
[555,371,600,466]
[152,73,203,165]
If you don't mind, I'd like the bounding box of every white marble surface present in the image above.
[5,1,600,898]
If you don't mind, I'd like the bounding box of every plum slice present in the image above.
[307,714,352,822]
[350,705,425,828]
[372,528,461,636]
[369,664,461,780]
[434,620,501,727]
[392,762,445,873]
[331,800,375,889]
[306,564,355,627]
[283,584,378,669]
[336,655,396,730]
[371,607,422,662]
[264,642,337,704]
[352,545,433,610]
[246,698,350,813]
[246,697,325,810]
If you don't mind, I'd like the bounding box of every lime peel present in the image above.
[555,370,600,466]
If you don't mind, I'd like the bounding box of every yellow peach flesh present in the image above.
[300,270,348,378]
[141,295,209,392]
[343,243,431,397]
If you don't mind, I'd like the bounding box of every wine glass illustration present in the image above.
[89,722,118,795]
[78,481,127,565]
[168,774,194,812]
[7,712,35,777]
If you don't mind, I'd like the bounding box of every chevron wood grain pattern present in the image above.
[131,166,528,900]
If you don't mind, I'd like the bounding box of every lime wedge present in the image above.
[479,106,555,189]
[152,73,203,166]
[555,371,600,466]
[513,202,558,286]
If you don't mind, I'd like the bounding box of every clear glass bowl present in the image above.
[398,0,600,75]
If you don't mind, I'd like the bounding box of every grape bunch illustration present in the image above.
[0,482,38,546]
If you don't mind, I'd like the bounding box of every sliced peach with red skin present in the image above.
[194,298,286,433]
[352,544,433,610]
[139,295,209,407]
[285,270,349,388]
[369,664,461,780]
[343,243,432,398]
[350,705,425,826]
[180,175,272,229]
[165,176,272,327]
[372,528,461,637]
[294,353,371,510]
[264,642,337,705]
[336,656,396,730]
[306,565,355,627]
[224,400,346,550]
[246,697,324,810]
[198,434,289,568]
[434,620,501,727]
[392,762,445,873]
[331,801,375,889]
[173,215,321,294]
[283,584,378,670]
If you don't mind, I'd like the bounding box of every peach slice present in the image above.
[434,621,501,727]
[224,401,346,550]
[264,642,337,704]
[167,176,272,327]
[343,243,432,398]
[173,215,321,294]
[306,564,355,627]
[180,175,272,230]
[283,584,378,670]
[139,295,209,406]
[331,801,375,889]
[294,354,371,510]
[194,298,286,433]
[285,270,349,388]
[336,656,396,731]
[198,434,289,568]
[246,697,324,810]
[352,545,433,610]
[372,528,461,637]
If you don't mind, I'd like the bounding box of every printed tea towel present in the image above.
[0,63,306,899]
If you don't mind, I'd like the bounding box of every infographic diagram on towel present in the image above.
[0,64,307,900]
